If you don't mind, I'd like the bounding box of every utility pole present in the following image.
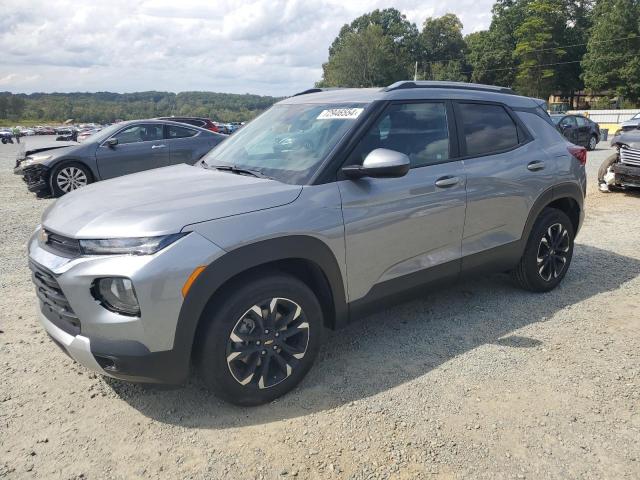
[414,61,418,81]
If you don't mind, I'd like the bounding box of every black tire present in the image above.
[587,134,598,151]
[597,153,621,191]
[511,208,575,292]
[50,162,93,197]
[1,137,6,144]
[197,272,323,406]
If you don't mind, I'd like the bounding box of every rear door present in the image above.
[95,123,170,179]
[455,101,557,268]
[338,101,467,302]
[165,124,205,165]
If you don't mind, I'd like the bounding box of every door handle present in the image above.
[151,144,167,149]
[527,161,545,171]
[435,176,460,188]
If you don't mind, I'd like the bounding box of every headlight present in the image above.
[93,277,140,316]
[22,154,52,166]
[79,233,187,255]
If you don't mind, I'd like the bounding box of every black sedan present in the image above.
[550,114,600,151]
[14,119,225,197]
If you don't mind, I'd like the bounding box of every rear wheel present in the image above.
[511,208,574,292]
[197,272,323,406]
[50,162,92,196]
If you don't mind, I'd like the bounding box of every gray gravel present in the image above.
[1,137,639,479]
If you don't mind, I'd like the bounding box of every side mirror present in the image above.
[106,138,118,147]
[342,148,410,179]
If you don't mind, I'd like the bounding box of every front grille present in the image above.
[620,146,640,167]
[621,125,639,131]
[43,230,82,257]
[29,261,80,336]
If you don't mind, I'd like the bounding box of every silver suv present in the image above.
[29,81,587,405]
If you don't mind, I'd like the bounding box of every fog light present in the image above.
[93,277,140,316]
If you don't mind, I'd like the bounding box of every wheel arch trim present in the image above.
[171,235,348,381]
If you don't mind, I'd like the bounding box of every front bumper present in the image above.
[29,229,225,383]
[613,163,640,188]
[14,163,51,195]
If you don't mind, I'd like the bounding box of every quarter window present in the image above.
[458,103,519,157]
[349,102,450,168]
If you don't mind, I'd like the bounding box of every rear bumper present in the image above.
[613,163,640,187]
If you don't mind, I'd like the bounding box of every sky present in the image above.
[0,0,494,97]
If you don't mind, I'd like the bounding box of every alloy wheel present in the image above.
[56,167,88,192]
[536,222,570,282]
[589,136,597,150]
[226,297,310,389]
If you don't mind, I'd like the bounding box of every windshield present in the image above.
[202,103,367,183]
[90,123,124,143]
[633,113,640,120]
[550,116,562,124]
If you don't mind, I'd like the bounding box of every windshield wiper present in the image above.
[207,164,269,179]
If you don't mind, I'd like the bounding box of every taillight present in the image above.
[568,145,586,166]
[207,125,218,133]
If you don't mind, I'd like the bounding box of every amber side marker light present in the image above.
[182,266,207,298]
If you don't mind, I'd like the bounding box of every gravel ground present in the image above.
[1,137,639,480]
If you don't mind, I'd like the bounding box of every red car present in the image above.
[156,117,222,133]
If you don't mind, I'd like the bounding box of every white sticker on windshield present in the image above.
[317,108,364,120]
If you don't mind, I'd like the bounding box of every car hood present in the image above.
[615,131,640,149]
[42,164,303,238]
[621,118,640,128]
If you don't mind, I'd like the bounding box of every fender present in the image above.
[170,235,348,380]
[520,181,584,250]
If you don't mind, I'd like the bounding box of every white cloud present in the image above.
[0,0,494,96]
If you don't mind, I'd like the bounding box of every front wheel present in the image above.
[511,208,575,292]
[597,153,622,192]
[197,272,323,406]
[587,134,598,151]
[50,162,92,196]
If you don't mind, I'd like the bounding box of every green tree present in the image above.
[465,30,515,85]
[582,0,640,102]
[318,8,417,87]
[513,0,567,98]
[319,24,406,87]
[418,14,468,81]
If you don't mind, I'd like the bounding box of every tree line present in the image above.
[318,0,640,105]
[0,91,279,124]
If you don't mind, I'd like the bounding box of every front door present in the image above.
[558,115,578,144]
[338,101,466,303]
[96,123,170,179]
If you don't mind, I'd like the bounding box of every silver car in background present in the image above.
[14,119,226,196]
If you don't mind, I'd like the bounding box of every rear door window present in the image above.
[457,103,520,157]
[167,125,198,139]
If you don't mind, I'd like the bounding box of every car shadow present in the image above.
[107,243,640,428]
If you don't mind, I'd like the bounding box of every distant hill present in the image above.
[0,91,280,124]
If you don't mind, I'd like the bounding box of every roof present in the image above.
[280,81,538,109]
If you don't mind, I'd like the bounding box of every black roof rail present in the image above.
[383,81,516,95]
[292,87,348,97]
